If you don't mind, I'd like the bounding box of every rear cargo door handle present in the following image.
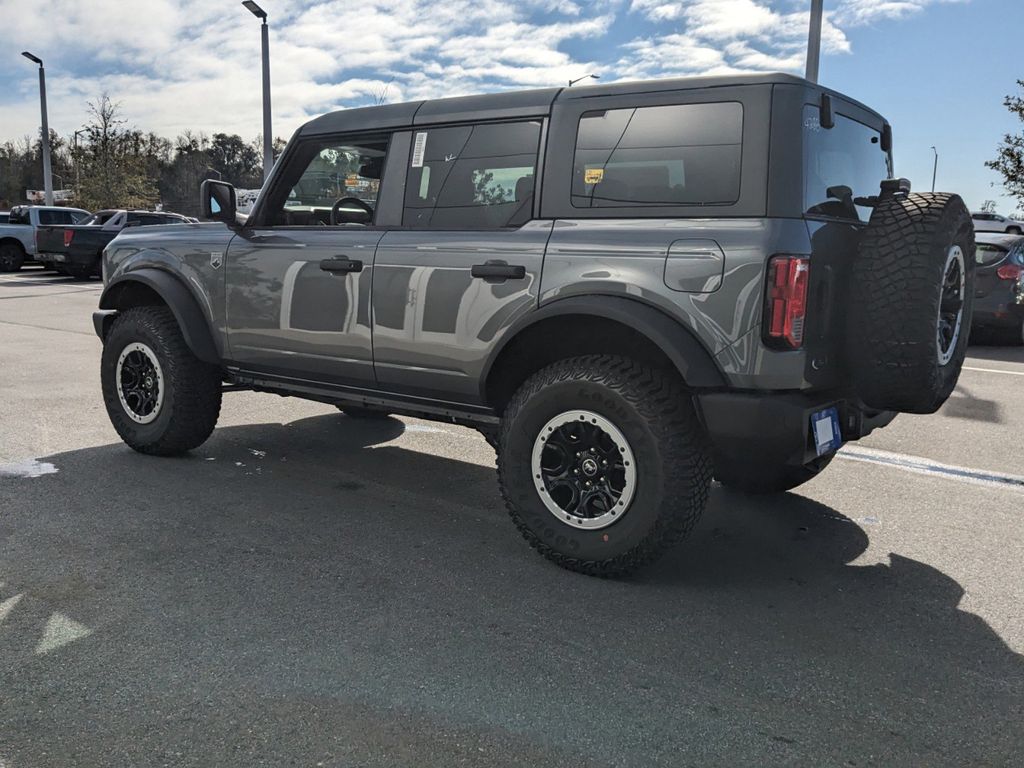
[471,261,526,283]
[319,257,363,274]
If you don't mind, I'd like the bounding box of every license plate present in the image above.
[811,407,842,457]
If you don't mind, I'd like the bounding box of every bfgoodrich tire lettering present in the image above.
[497,355,712,577]
[848,192,975,414]
[101,306,222,455]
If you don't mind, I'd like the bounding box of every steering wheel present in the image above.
[330,196,374,225]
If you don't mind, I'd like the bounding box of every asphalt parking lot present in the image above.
[1,267,1022,767]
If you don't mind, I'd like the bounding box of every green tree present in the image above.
[208,133,261,188]
[986,80,1024,211]
[74,94,159,210]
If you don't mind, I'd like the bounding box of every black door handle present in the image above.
[471,261,526,283]
[319,257,363,274]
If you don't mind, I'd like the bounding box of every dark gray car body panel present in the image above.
[99,73,892,434]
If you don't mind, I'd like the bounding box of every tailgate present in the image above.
[36,225,69,254]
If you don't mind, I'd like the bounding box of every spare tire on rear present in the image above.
[848,191,974,414]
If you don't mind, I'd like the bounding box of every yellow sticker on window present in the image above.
[584,168,604,184]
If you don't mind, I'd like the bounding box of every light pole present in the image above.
[930,146,938,193]
[22,51,53,206]
[568,74,599,87]
[242,1,273,184]
[805,0,823,83]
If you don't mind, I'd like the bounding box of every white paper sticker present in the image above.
[411,132,428,168]
[814,414,834,449]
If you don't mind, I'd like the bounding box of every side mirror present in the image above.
[200,179,237,225]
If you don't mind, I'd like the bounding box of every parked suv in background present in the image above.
[972,211,1023,234]
[0,205,91,272]
[93,73,975,576]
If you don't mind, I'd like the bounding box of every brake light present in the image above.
[64,230,74,247]
[996,264,1023,281]
[764,256,810,349]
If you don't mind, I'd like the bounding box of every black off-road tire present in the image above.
[0,243,25,272]
[848,192,975,414]
[497,355,712,577]
[715,454,834,494]
[101,306,222,455]
[336,405,391,419]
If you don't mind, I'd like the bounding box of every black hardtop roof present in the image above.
[298,72,884,137]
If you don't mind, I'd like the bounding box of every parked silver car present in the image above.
[971,211,1023,234]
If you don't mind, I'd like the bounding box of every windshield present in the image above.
[803,105,891,222]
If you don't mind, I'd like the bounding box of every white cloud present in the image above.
[0,0,965,143]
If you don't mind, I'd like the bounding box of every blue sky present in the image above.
[0,0,1019,211]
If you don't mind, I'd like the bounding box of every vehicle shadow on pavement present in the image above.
[1,413,1021,767]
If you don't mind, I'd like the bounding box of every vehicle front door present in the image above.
[224,133,394,386]
[371,120,550,403]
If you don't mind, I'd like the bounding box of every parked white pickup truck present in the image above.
[0,205,91,272]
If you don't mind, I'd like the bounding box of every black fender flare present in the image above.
[97,268,220,365]
[481,294,726,397]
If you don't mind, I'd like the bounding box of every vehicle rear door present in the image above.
[371,120,550,403]
[224,132,396,386]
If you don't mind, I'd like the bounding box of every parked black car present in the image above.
[973,232,1024,344]
[36,209,190,280]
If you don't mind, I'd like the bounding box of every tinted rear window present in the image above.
[403,121,540,229]
[976,244,1008,266]
[803,106,891,222]
[37,210,77,225]
[571,102,742,208]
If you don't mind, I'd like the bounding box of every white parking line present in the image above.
[962,365,1024,377]
[838,445,1024,492]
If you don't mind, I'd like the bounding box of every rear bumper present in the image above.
[972,308,1023,329]
[697,390,896,469]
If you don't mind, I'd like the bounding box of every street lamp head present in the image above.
[21,51,43,65]
[568,73,599,87]
[242,1,267,20]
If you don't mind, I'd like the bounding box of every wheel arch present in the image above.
[98,269,220,365]
[482,295,725,413]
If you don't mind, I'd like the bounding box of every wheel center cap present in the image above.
[581,457,599,477]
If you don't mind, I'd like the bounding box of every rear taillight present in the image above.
[63,230,74,247]
[764,255,810,349]
[996,264,1023,281]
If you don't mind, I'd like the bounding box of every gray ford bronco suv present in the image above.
[93,73,975,576]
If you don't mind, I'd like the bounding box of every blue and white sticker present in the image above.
[811,407,843,457]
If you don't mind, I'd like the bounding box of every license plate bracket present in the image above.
[811,406,842,457]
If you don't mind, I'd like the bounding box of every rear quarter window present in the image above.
[571,102,743,208]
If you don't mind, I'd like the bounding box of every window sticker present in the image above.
[584,167,604,185]
[411,132,428,168]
